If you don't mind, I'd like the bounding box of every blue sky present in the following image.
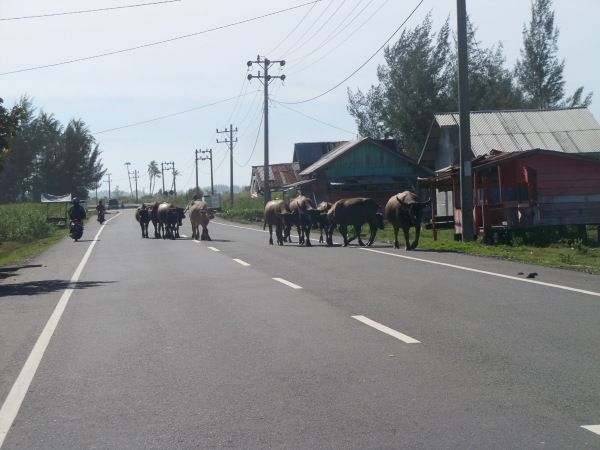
[2,0,598,194]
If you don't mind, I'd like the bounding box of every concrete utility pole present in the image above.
[125,162,133,198]
[133,170,139,202]
[457,0,474,241]
[162,161,174,195]
[199,148,214,195]
[195,149,201,196]
[105,173,112,200]
[247,55,286,204]
[171,161,176,196]
[160,162,166,195]
[216,125,237,205]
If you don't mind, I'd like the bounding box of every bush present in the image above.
[0,203,53,242]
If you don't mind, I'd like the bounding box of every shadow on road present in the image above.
[0,279,115,297]
[0,264,43,280]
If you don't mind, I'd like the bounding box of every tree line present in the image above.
[347,0,593,159]
[0,97,105,203]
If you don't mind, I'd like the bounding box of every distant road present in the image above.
[1,210,599,449]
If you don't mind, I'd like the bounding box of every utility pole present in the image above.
[247,55,286,204]
[133,170,139,202]
[216,125,237,205]
[160,162,166,195]
[195,149,201,196]
[125,161,133,198]
[199,148,214,195]
[457,0,474,241]
[105,173,112,200]
[162,161,174,195]
[171,161,176,196]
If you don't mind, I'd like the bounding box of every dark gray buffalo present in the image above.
[326,197,383,247]
[263,199,293,245]
[384,191,430,250]
[156,202,185,239]
[135,203,150,238]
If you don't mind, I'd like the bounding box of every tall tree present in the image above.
[348,14,453,158]
[0,97,26,172]
[515,0,565,108]
[449,20,525,111]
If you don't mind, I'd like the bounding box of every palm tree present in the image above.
[147,160,160,194]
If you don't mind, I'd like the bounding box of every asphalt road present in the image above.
[0,209,599,449]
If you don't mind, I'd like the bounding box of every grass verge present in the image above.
[0,227,67,267]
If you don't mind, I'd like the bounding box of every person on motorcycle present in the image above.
[96,199,106,222]
[68,197,86,221]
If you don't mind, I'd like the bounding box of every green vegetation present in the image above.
[218,192,265,222]
[0,203,67,266]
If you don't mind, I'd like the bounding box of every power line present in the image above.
[272,100,356,135]
[0,0,181,21]
[289,0,388,76]
[267,1,319,56]
[279,0,336,58]
[235,101,265,167]
[276,0,424,105]
[93,90,259,134]
[0,0,321,76]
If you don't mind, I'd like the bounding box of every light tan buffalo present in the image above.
[326,198,383,247]
[188,200,212,241]
[263,199,293,245]
[384,191,430,250]
[315,201,332,244]
[289,195,318,246]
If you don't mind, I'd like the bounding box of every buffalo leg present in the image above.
[402,226,411,250]
[268,224,274,245]
[326,224,335,246]
[355,224,366,246]
[367,223,377,246]
[275,223,284,245]
[411,224,421,250]
[296,225,304,245]
[303,224,312,247]
[339,225,349,246]
[393,225,400,249]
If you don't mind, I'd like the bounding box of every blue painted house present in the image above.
[288,137,432,208]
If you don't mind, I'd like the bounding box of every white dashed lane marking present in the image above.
[207,247,220,252]
[582,425,600,436]
[352,315,420,344]
[273,278,303,289]
[233,258,250,266]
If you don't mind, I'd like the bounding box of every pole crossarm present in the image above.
[216,126,237,205]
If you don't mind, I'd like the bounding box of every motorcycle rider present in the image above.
[96,199,106,222]
[68,197,86,221]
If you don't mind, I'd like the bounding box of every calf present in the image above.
[135,203,150,238]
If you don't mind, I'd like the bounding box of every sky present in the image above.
[2,0,599,196]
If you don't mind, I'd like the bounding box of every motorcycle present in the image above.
[69,219,84,241]
[97,210,105,224]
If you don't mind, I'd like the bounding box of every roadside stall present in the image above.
[41,193,72,227]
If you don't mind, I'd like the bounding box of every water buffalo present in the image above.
[150,202,161,238]
[289,195,318,246]
[314,201,332,244]
[326,197,384,247]
[156,202,185,239]
[384,191,430,250]
[263,199,293,245]
[135,203,150,238]
[188,200,212,241]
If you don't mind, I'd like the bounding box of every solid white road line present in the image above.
[361,248,600,299]
[180,234,188,238]
[208,246,220,252]
[233,258,250,267]
[212,221,267,233]
[352,315,420,344]
[273,277,303,289]
[582,425,600,436]
[0,212,120,448]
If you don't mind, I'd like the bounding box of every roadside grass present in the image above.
[0,203,70,267]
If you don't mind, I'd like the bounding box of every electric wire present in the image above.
[272,100,355,135]
[286,0,366,63]
[282,0,347,59]
[278,0,336,58]
[1,0,321,76]
[234,101,264,167]
[275,0,424,105]
[267,1,319,57]
[0,1,181,21]
[288,0,388,76]
[93,90,259,135]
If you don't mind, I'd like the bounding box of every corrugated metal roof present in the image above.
[434,108,600,156]
[251,162,300,190]
[299,138,366,176]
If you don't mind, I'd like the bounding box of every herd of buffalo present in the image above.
[133,191,430,251]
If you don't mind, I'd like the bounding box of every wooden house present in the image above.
[249,162,301,198]
[289,137,432,208]
[418,107,600,237]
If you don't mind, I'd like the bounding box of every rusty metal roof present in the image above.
[434,107,600,156]
[250,162,300,191]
